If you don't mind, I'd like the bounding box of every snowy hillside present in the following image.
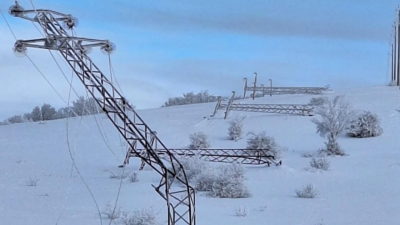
[1,86,400,225]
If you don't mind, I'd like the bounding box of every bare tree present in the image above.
[311,95,355,156]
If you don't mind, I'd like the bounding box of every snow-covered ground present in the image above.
[1,86,400,225]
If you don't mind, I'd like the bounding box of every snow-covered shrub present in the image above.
[228,117,244,141]
[308,97,326,106]
[209,163,250,198]
[109,171,128,179]
[234,206,247,217]
[301,151,315,158]
[309,158,330,171]
[102,202,122,220]
[311,95,354,156]
[121,207,158,225]
[189,131,210,149]
[26,178,39,186]
[245,131,282,159]
[172,156,207,182]
[194,167,217,192]
[128,172,139,183]
[347,111,383,138]
[295,184,318,198]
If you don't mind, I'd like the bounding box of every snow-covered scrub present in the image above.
[102,202,122,220]
[228,116,244,141]
[189,131,210,149]
[234,206,247,217]
[245,131,282,159]
[193,168,216,192]
[309,157,330,171]
[25,178,39,186]
[311,95,355,156]
[295,184,318,198]
[174,157,251,198]
[209,163,250,198]
[308,97,326,106]
[121,207,158,225]
[109,171,128,179]
[128,172,139,183]
[172,155,207,182]
[347,111,383,138]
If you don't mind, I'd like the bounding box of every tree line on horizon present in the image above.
[0,96,102,125]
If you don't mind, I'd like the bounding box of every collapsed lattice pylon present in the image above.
[9,3,195,225]
[243,73,330,98]
[213,91,314,119]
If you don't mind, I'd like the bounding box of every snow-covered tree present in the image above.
[245,131,282,159]
[308,97,326,106]
[41,103,56,121]
[311,95,355,156]
[31,106,42,122]
[228,116,244,141]
[7,115,24,124]
[72,96,86,116]
[189,131,210,149]
[347,111,383,138]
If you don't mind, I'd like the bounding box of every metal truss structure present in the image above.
[243,73,330,98]
[213,91,314,119]
[124,148,282,169]
[9,2,195,225]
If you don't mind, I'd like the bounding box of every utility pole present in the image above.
[252,72,257,100]
[397,9,400,86]
[243,78,247,99]
[269,79,273,97]
[394,23,397,84]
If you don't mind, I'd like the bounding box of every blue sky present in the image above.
[0,0,398,120]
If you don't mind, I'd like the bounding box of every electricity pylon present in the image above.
[9,2,195,225]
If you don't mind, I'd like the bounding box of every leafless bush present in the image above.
[234,206,247,217]
[295,184,318,198]
[121,207,158,225]
[245,131,282,159]
[228,116,244,141]
[301,152,315,158]
[308,97,326,106]
[209,163,251,198]
[189,131,210,149]
[102,202,122,220]
[128,172,139,183]
[311,95,354,156]
[109,171,128,179]
[26,178,39,186]
[309,158,330,171]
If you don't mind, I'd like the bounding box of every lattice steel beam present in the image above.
[10,2,195,225]
[125,148,282,167]
[246,85,330,95]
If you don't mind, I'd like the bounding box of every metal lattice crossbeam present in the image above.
[10,3,195,225]
[247,85,330,95]
[220,103,313,115]
[125,148,282,169]
[126,148,280,166]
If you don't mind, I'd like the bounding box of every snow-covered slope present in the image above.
[1,86,400,225]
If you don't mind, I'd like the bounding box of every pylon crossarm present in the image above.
[15,37,110,51]
[9,4,73,23]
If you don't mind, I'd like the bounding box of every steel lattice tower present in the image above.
[9,2,195,225]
